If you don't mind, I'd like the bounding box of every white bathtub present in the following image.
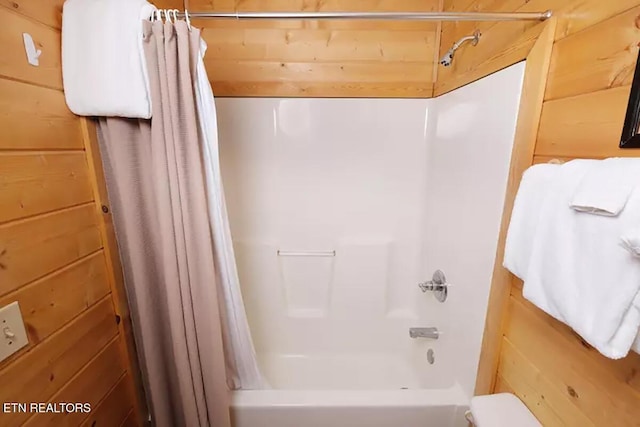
[231,353,469,427]
[232,388,468,427]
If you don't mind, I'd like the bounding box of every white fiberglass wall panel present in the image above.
[423,62,526,397]
[217,98,441,389]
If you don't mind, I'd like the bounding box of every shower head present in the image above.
[439,49,455,67]
[439,30,481,67]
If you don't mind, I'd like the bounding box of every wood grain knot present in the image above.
[567,385,578,398]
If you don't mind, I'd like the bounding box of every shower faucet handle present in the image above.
[418,270,449,303]
[418,280,445,292]
[418,269,448,291]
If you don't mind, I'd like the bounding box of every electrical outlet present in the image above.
[0,302,29,362]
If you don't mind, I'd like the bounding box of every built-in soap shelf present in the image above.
[277,250,336,257]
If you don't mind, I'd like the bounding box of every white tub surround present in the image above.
[217,63,526,427]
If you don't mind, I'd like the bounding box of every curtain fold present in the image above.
[97,20,230,427]
[194,38,267,390]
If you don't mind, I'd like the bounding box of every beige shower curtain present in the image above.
[97,21,230,427]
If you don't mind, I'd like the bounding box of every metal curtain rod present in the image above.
[176,10,552,22]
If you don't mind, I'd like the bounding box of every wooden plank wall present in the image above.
[0,2,170,425]
[437,1,640,425]
[187,0,441,97]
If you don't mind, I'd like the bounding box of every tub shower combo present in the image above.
[216,62,526,427]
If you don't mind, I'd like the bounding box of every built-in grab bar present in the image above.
[277,250,336,257]
[409,327,440,339]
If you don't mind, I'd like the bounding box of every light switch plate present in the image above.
[0,302,29,362]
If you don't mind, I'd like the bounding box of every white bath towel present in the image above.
[621,226,640,355]
[503,163,560,281]
[570,158,640,216]
[62,0,155,118]
[522,160,640,359]
[621,226,640,258]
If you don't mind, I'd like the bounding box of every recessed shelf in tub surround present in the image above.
[279,249,335,318]
[236,239,409,320]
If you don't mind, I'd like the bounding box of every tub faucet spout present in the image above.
[409,327,439,339]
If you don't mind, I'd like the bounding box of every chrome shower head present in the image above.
[439,49,455,67]
[439,30,481,67]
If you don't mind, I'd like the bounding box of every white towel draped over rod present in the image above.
[175,10,552,22]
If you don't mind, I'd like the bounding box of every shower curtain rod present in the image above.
[176,10,552,21]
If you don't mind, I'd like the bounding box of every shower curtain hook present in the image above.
[166,9,173,23]
[172,9,179,23]
[184,9,192,31]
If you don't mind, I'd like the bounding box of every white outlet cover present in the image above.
[0,302,29,362]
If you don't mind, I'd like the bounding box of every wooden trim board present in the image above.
[474,17,557,396]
